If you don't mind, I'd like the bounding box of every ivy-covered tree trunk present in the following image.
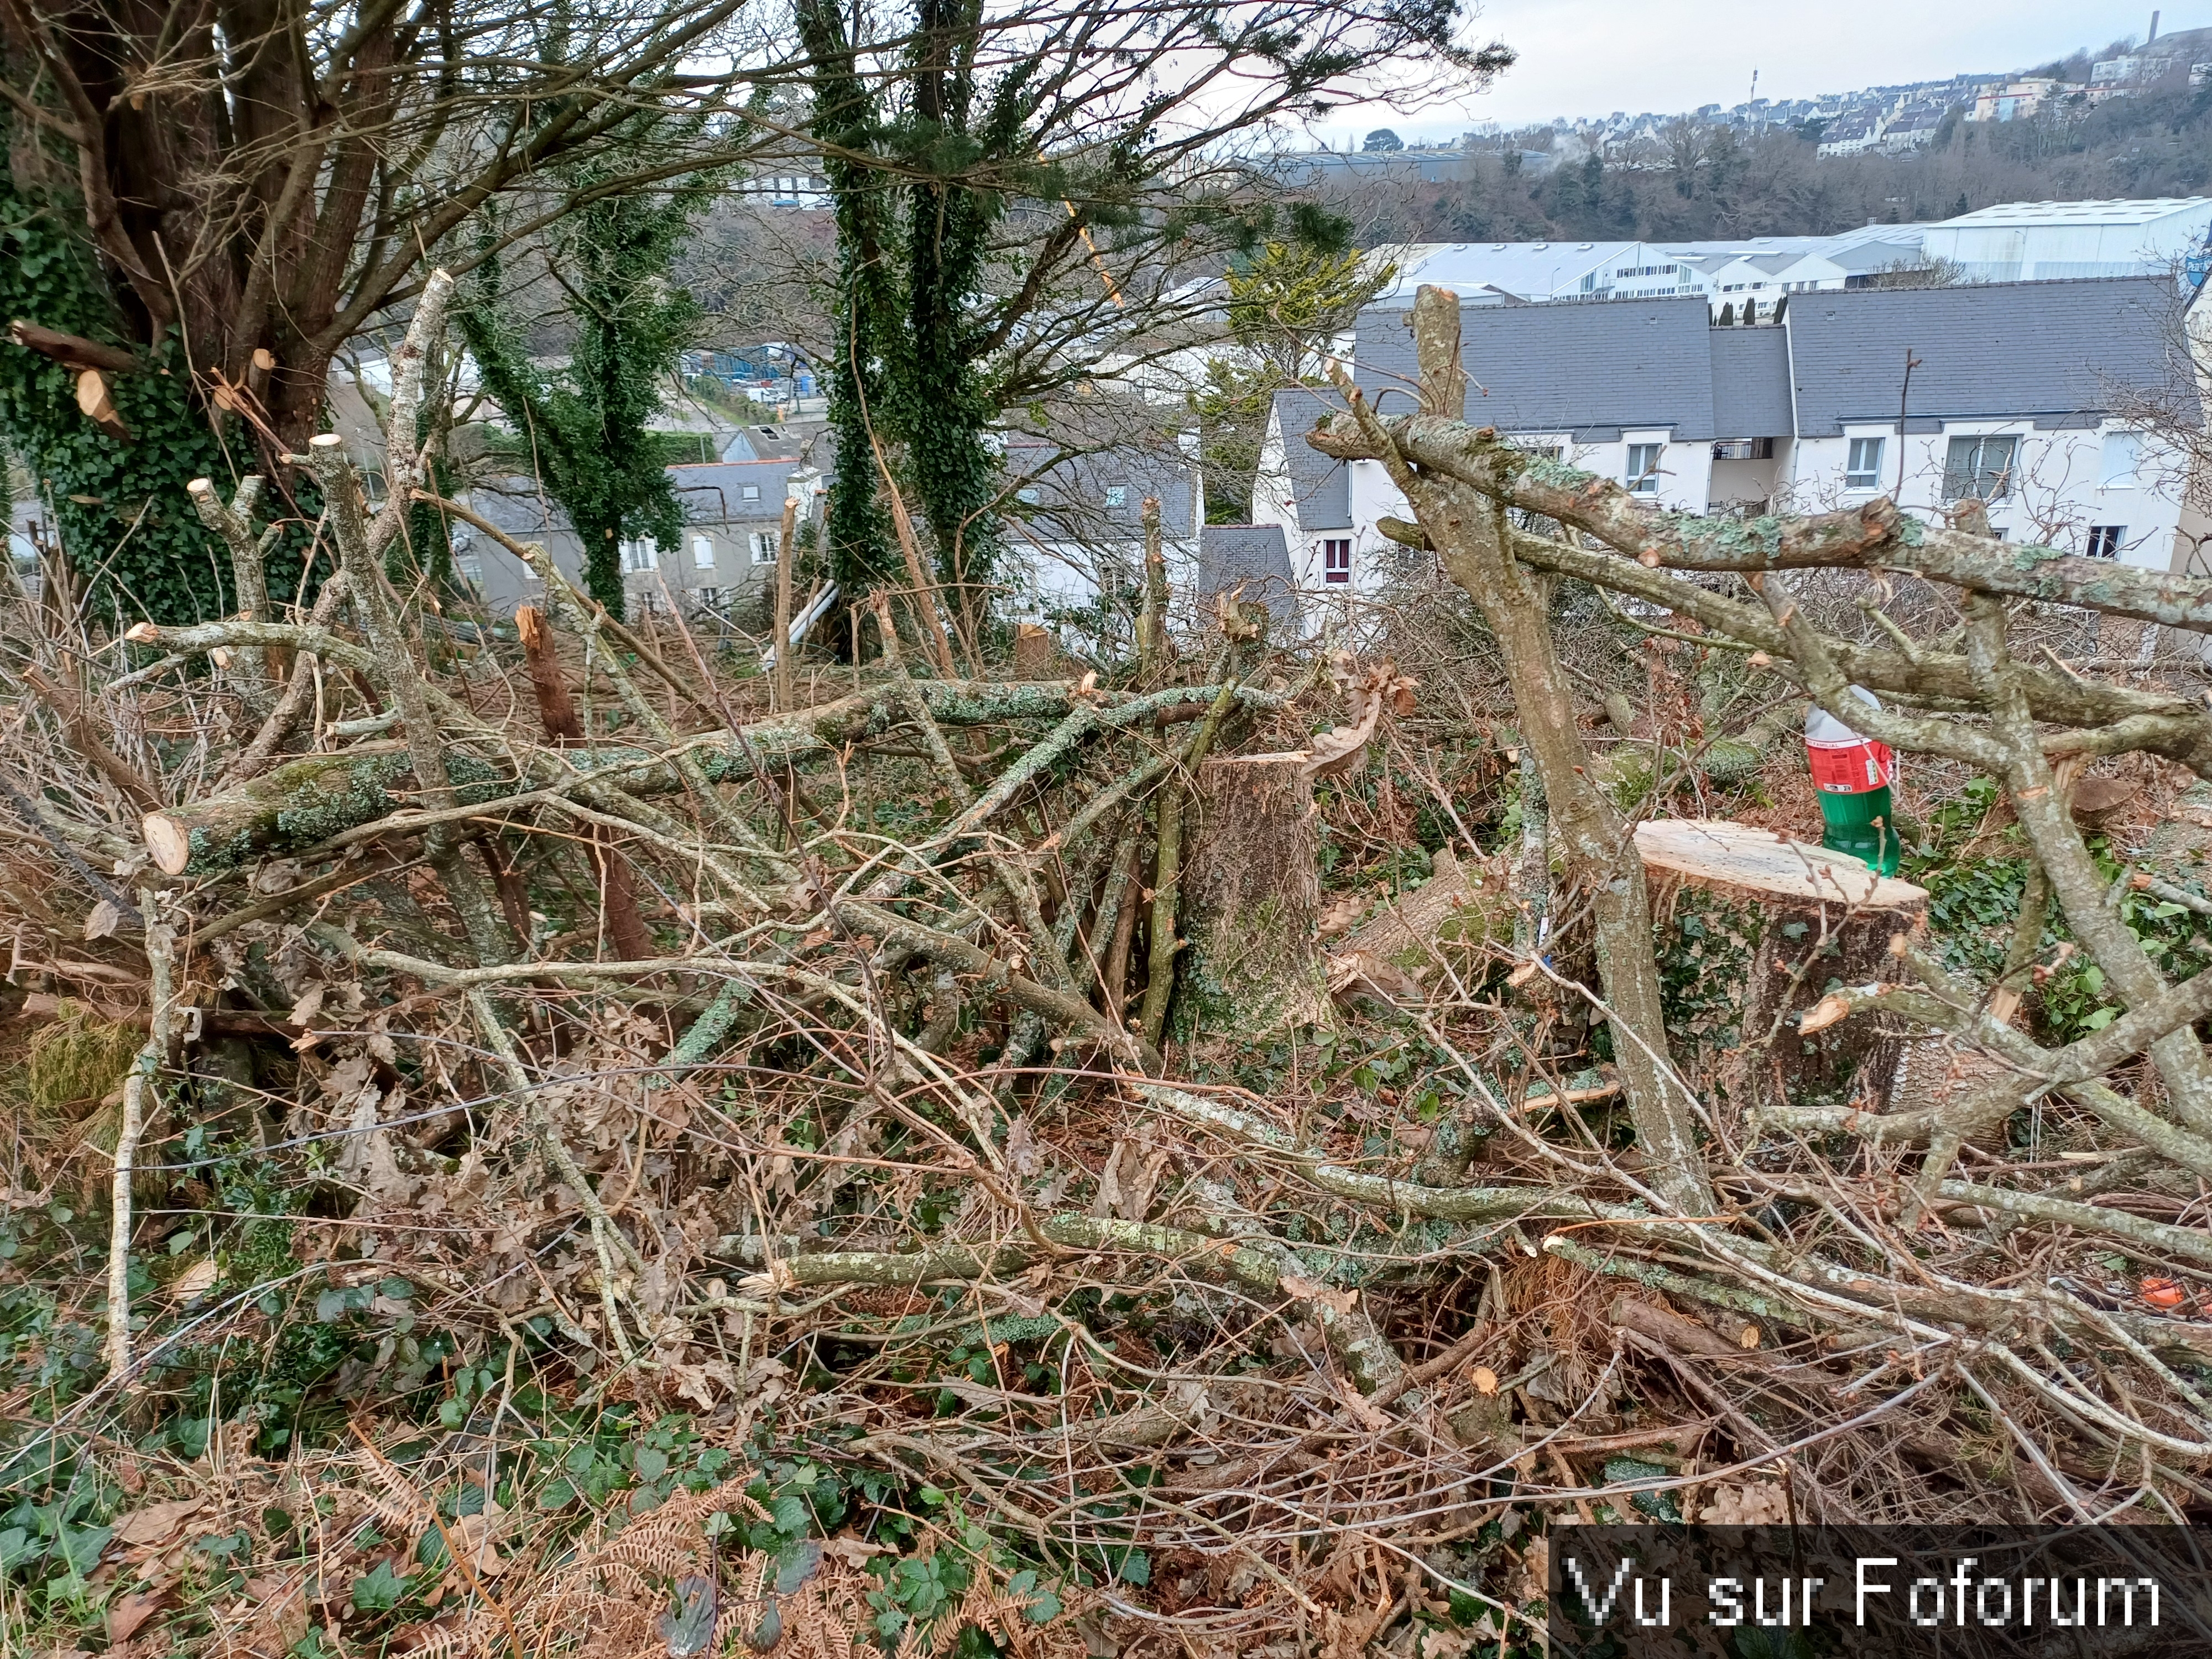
[457,179,708,624]
[799,0,900,594]
[0,178,282,624]
[800,0,1010,613]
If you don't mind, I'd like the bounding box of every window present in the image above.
[2086,525,2125,559]
[750,531,778,564]
[741,484,760,501]
[696,587,724,608]
[1625,442,1664,495]
[1845,437,1885,490]
[620,537,658,572]
[2100,431,2142,488]
[1016,486,1041,505]
[692,535,716,571]
[1322,539,1352,585]
[1104,486,1126,508]
[1943,435,2018,502]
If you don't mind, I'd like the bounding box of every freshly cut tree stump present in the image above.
[1172,758,1333,1039]
[1636,819,1928,1113]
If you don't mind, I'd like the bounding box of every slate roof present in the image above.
[1787,275,2174,436]
[667,460,817,523]
[1003,438,1199,543]
[453,477,568,539]
[1708,327,1794,439]
[1358,296,1721,441]
[1271,387,1352,531]
[1195,524,1300,633]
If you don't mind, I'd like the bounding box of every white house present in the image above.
[1251,276,2196,615]
[1001,431,1204,629]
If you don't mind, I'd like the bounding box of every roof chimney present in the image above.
[2150,8,2160,41]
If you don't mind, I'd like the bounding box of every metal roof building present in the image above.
[1919,198,2212,283]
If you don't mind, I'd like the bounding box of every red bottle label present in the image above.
[1807,738,1894,794]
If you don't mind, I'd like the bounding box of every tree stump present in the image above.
[1173,758,1333,1039]
[1637,819,1928,1114]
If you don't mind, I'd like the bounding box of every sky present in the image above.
[1307,0,2169,140]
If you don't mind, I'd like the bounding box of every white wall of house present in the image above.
[1785,420,2177,566]
[1257,414,1719,599]
[1260,406,2180,581]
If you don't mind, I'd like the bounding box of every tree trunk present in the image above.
[1637,818,1928,1115]
[1171,758,1333,1040]
[1348,284,1715,1215]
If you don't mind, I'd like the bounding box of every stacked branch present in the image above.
[6,290,2212,1655]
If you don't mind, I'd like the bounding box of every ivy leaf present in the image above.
[352,1560,406,1612]
[775,1540,824,1594]
[661,1574,718,1656]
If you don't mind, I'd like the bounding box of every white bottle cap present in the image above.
[1805,686,1882,747]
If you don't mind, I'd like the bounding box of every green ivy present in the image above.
[457,162,711,622]
[799,0,1034,602]
[0,165,323,624]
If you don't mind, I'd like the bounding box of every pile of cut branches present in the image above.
[1,282,2210,1659]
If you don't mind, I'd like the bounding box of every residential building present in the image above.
[447,441,831,619]
[657,457,828,617]
[1002,432,1203,626]
[1877,109,1946,152]
[1250,276,2193,613]
[1919,197,2212,282]
[1966,78,2083,121]
[1815,112,1885,156]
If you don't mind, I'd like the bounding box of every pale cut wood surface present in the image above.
[1634,818,1928,914]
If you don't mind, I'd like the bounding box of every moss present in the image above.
[1172,893,1329,1042]
[1699,737,1766,785]
[23,1001,143,1120]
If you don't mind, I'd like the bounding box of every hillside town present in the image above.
[1286,13,2200,175]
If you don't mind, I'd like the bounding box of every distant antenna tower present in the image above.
[1749,67,1759,103]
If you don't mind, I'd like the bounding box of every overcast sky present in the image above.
[1309,1,2167,139]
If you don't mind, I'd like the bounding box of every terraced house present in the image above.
[1255,275,2193,603]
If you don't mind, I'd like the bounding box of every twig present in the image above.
[106,886,174,1376]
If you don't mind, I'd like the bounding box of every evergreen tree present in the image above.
[1718,301,1736,326]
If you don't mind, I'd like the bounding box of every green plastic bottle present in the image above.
[1806,692,1900,877]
